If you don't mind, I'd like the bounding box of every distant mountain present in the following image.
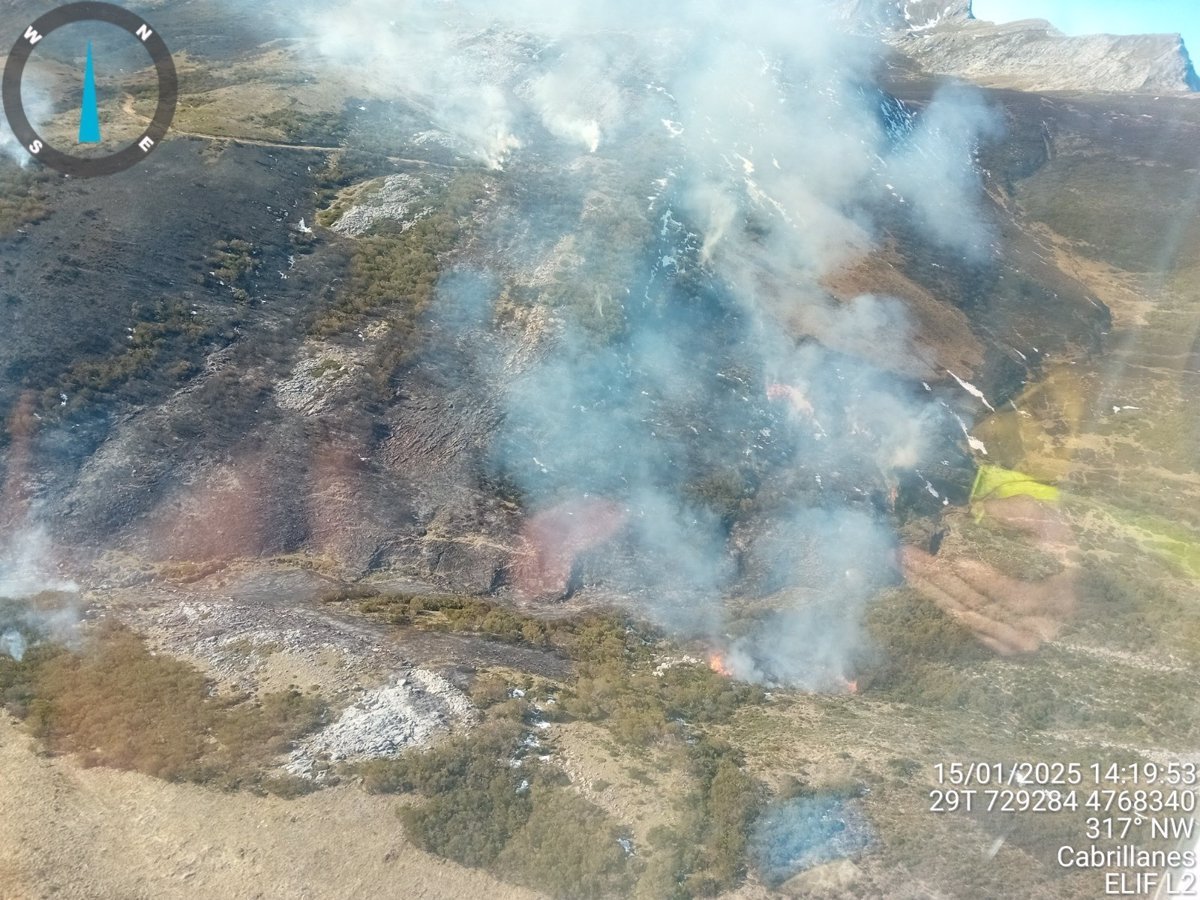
[839,0,1200,93]
[834,0,972,31]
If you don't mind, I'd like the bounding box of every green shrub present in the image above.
[400,765,533,866]
[311,172,488,337]
[349,597,767,894]
[371,721,532,864]
[468,673,514,708]
[0,165,50,235]
[498,786,633,899]
[42,299,216,417]
[865,587,987,689]
[635,740,761,898]
[1,617,327,789]
[31,623,215,779]
[360,718,633,894]
[207,238,261,284]
[350,592,547,645]
[564,644,761,743]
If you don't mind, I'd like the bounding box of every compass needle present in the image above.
[79,41,101,144]
[3,3,175,176]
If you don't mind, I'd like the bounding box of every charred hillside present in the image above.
[0,0,1190,683]
[0,7,1121,611]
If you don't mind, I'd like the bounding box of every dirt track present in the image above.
[119,94,464,168]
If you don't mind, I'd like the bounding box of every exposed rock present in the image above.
[287,670,477,776]
[900,0,972,29]
[330,173,441,237]
[836,0,1198,94]
[897,18,1200,94]
[274,346,366,415]
[833,0,970,31]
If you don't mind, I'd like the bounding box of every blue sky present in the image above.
[971,1,1200,56]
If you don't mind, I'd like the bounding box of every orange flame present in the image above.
[708,652,733,678]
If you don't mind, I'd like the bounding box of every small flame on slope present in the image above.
[708,652,734,677]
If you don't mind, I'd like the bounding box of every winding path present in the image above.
[121,94,465,169]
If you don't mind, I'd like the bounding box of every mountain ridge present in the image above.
[840,0,1200,93]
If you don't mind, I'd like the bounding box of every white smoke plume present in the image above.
[306,1,525,168]
[525,59,612,153]
[0,527,77,598]
[884,84,1003,258]
[0,528,81,656]
[0,75,53,168]
[1,629,26,661]
[300,0,1001,687]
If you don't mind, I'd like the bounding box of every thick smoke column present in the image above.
[306,0,1000,686]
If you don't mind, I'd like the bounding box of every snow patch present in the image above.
[946,369,995,411]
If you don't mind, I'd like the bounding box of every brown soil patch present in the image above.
[0,715,540,900]
[549,720,687,848]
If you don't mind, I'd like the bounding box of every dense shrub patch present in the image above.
[310,173,488,337]
[0,610,326,793]
[336,591,766,895]
[0,165,50,236]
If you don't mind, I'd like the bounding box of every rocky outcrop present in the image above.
[897,18,1200,94]
[834,0,971,31]
[837,0,1199,94]
[287,671,476,776]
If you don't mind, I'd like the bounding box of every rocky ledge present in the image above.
[839,0,1200,94]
